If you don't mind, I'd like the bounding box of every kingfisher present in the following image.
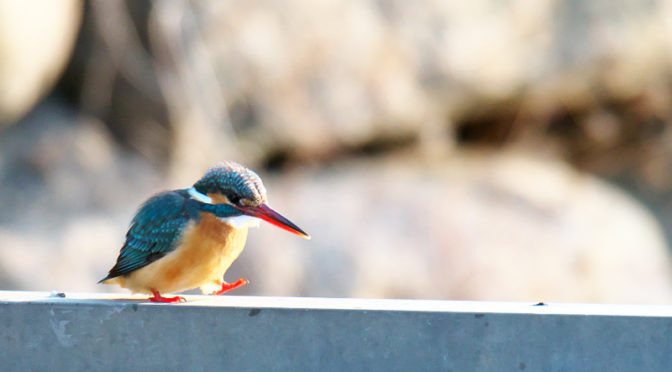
[99,161,309,303]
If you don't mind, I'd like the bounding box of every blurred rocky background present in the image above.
[1,0,672,303]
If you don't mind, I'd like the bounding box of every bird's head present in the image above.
[191,161,310,239]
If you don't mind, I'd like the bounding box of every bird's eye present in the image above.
[227,194,241,205]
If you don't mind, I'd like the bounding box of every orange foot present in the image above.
[148,290,185,303]
[213,278,248,296]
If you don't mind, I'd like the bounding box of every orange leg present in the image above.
[213,278,248,296]
[148,290,185,303]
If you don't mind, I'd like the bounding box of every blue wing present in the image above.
[100,190,199,282]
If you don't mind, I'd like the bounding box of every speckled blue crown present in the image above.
[193,161,267,205]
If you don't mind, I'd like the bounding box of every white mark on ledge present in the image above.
[50,319,74,347]
[49,308,75,347]
[102,306,124,322]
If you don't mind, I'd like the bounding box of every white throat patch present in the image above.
[219,215,261,230]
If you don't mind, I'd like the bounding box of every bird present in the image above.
[99,161,310,303]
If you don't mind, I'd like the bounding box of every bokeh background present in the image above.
[1,0,672,303]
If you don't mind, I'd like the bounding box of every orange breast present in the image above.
[111,213,249,295]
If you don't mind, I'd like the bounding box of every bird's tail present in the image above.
[98,275,114,284]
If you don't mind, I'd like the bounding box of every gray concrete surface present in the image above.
[1,291,671,371]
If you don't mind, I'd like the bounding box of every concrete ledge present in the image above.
[2,291,672,371]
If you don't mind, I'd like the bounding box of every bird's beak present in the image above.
[237,203,310,239]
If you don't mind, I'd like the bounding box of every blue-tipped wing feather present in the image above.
[100,190,199,282]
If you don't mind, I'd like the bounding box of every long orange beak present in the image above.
[237,203,310,239]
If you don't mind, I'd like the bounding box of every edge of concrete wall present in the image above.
[2,291,671,371]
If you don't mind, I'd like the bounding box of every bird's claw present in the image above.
[213,278,248,296]
[149,290,185,303]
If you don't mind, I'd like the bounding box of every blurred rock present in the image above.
[0,218,119,292]
[0,99,161,228]
[2,0,672,303]
[61,0,672,174]
[0,0,82,123]
[0,98,163,291]
[232,152,672,303]
[1,124,670,302]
